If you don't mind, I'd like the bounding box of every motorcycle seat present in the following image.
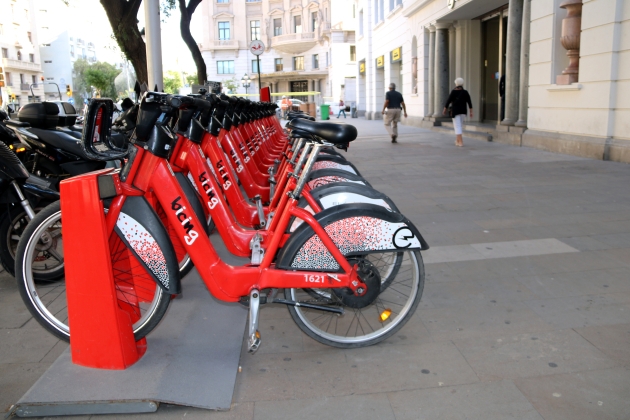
[286,118,357,145]
[28,127,92,161]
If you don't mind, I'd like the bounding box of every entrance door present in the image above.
[290,80,309,103]
[481,14,507,123]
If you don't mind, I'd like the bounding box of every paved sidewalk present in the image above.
[2,119,630,419]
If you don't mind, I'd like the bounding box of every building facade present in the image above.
[0,0,44,108]
[354,0,629,163]
[199,0,357,104]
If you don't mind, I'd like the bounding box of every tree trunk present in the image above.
[179,0,207,85]
[100,0,148,85]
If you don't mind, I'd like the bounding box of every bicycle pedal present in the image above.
[249,233,264,265]
[248,330,261,354]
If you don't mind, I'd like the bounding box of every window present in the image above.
[46,77,54,80]
[294,15,302,34]
[359,10,363,35]
[31,75,36,84]
[27,32,32,43]
[325,52,329,67]
[311,12,318,31]
[252,59,259,73]
[20,74,25,84]
[29,53,34,62]
[42,43,50,47]
[218,22,230,40]
[353,4,356,18]
[273,19,282,36]
[17,50,22,61]
[0,24,3,36]
[82,48,86,58]
[5,72,11,85]
[70,45,74,57]
[44,60,52,63]
[217,0,229,3]
[313,54,319,69]
[389,0,394,11]
[250,20,260,41]
[1,48,8,58]
[350,45,356,62]
[217,60,234,74]
[275,58,283,71]
[293,56,304,71]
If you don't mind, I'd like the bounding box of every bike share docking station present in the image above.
[13,170,248,417]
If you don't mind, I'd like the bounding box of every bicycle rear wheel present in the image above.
[285,249,424,348]
[16,201,170,342]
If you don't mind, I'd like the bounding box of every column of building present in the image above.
[433,22,450,117]
[515,0,531,128]
[426,26,435,117]
[501,0,524,126]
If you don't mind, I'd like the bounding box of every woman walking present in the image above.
[443,78,473,147]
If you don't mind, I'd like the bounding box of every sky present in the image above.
[56,0,203,73]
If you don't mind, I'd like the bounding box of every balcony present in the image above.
[2,58,41,72]
[271,32,317,54]
[201,40,239,57]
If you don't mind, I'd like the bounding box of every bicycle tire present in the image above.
[285,249,424,348]
[15,201,170,342]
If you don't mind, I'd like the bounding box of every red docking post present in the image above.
[60,168,147,369]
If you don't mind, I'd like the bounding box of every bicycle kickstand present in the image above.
[247,289,261,353]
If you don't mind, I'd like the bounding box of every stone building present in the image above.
[0,0,44,108]
[354,0,629,163]
[199,0,357,103]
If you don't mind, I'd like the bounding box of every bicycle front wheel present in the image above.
[15,201,170,342]
[285,249,424,348]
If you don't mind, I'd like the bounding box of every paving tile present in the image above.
[514,368,630,420]
[344,341,479,394]
[0,329,60,364]
[574,323,630,367]
[388,380,543,420]
[0,362,51,413]
[517,271,620,299]
[233,349,350,402]
[418,300,554,342]
[453,329,618,382]
[0,288,33,329]
[557,236,612,251]
[524,294,630,329]
[253,394,396,420]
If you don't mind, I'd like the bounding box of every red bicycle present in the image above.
[16,94,428,351]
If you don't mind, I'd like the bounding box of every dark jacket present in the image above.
[445,88,472,116]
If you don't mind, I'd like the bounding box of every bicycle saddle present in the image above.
[288,114,315,121]
[287,119,357,144]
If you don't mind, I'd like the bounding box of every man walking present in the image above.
[280,96,292,119]
[382,83,407,143]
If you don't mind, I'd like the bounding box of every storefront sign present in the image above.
[391,47,402,63]
[359,61,366,74]
[376,55,384,68]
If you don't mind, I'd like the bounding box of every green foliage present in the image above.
[185,73,197,86]
[223,77,240,94]
[163,71,183,94]
[73,59,121,101]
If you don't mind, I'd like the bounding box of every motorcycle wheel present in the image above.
[285,249,424,348]
[15,201,170,342]
[0,204,64,281]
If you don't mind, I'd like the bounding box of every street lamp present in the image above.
[241,73,251,94]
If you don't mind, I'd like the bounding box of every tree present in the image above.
[185,73,197,86]
[163,70,183,94]
[84,62,121,99]
[178,0,207,85]
[99,0,148,84]
[222,77,239,94]
[72,59,91,104]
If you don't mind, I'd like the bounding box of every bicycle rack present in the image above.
[60,168,147,369]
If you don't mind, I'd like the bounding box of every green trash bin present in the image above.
[320,104,330,120]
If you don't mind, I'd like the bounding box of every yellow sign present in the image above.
[391,47,401,63]
[376,55,384,68]
[359,62,365,73]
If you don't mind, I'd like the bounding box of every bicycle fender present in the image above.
[114,195,181,294]
[307,169,371,190]
[276,203,429,272]
[311,155,361,176]
[289,182,400,232]
[175,172,210,236]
